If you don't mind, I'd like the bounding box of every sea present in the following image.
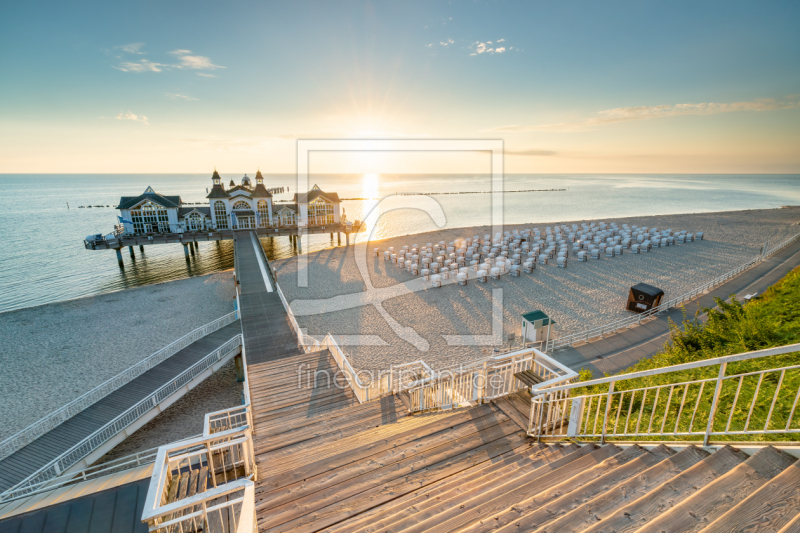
[1,173,798,313]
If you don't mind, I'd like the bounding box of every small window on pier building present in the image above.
[131,201,169,233]
[257,200,270,227]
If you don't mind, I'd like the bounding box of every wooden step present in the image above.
[257,419,531,532]
[777,511,800,533]
[534,445,710,533]
[255,412,520,522]
[460,444,665,533]
[397,444,622,533]
[637,446,796,533]
[699,456,800,533]
[328,444,575,533]
[492,395,531,431]
[258,405,502,493]
[578,445,747,533]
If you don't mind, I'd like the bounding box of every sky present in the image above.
[1,0,799,174]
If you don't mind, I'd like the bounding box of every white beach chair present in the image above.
[660,238,668,247]
[577,250,588,261]
[512,253,521,265]
[605,247,615,257]
[457,272,468,286]
[631,244,640,254]
[614,245,623,256]
[557,256,567,268]
[431,274,442,288]
[696,232,704,240]
[510,265,521,276]
[384,251,391,261]
[374,248,380,257]
[523,261,535,273]
[405,260,412,271]
[591,249,601,259]
[440,267,449,280]
[422,268,430,281]
[538,254,548,265]
[411,263,419,275]
[477,269,488,283]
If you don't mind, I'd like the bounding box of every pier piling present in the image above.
[128,246,135,258]
[115,248,123,267]
[139,245,144,253]
[338,232,341,245]
[234,354,245,382]
[183,243,190,259]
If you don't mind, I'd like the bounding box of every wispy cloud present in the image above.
[196,72,218,78]
[485,97,800,133]
[504,148,557,156]
[113,59,167,73]
[112,44,224,75]
[439,38,454,47]
[169,49,225,71]
[106,111,149,125]
[117,43,145,54]
[166,92,198,101]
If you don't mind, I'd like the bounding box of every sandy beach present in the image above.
[274,207,800,373]
[0,272,237,440]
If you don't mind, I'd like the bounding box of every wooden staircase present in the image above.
[249,351,800,533]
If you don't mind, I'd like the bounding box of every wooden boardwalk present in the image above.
[0,320,242,494]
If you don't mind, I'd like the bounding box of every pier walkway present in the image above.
[555,235,800,376]
[0,321,242,496]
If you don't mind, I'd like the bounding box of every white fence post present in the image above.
[567,397,585,437]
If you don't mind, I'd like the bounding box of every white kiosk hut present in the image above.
[521,310,555,347]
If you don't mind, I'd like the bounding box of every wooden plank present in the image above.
[636,446,796,533]
[491,396,530,431]
[474,445,673,533]
[255,417,526,531]
[700,459,800,533]
[577,446,747,533]
[324,443,567,533]
[534,446,709,533]
[397,445,622,533]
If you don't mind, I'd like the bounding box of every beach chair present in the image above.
[642,240,651,251]
[557,256,567,268]
[523,261,535,273]
[477,269,488,282]
[430,262,439,273]
[374,248,380,257]
[615,245,623,256]
[510,265,521,276]
[384,251,391,261]
[577,250,588,261]
[440,267,449,280]
[537,254,548,265]
[405,260,412,271]
[631,244,640,254]
[661,238,668,247]
[696,232,704,240]
[411,263,419,275]
[457,272,468,285]
[421,268,430,280]
[591,249,601,259]
[605,246,615,257]
[431,274,442,288]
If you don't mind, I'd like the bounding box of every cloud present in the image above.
[439,38,454,47]
[112,45,224,74]
[470,40,511,56]
[196,72,218,78]
[112,111,149,125]
[169,49,224,70]
[166,93,198,101]
[113,59,167,72]
[504,148,557,156]
[117,43,145,54]
[484,97,800,133]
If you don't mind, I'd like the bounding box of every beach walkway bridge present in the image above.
[0,312,243,503]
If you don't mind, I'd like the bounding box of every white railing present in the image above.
[142,331,256,533]
[529,342,800,446]
[399,347,578,413]
[0,311,239,463]
[545,231,800,352]
[0,335,243,503]
[141,426,256,533]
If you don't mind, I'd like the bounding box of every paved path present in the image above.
[0,321,242,494]
[554,237,800,376]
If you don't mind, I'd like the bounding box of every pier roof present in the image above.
[252,183,273,198]
[178,206,211,217]
[118,189,182,209]
[206,185,230,199]
[293,188,340,203]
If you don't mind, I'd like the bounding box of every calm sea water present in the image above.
[1,174,798,313]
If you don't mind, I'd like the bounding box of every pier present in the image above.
[84,223,365,266]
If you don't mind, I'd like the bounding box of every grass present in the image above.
[568,266,800,443]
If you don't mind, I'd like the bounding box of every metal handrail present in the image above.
[0,311,238,462]
[0,335,243,502]
[545,231,800,352]
[529,342,800,445]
